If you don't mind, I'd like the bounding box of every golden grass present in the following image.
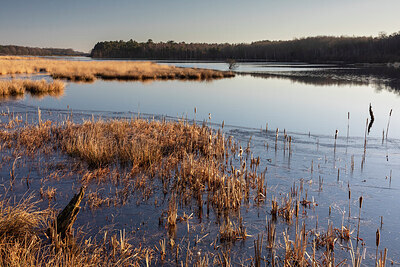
[3,117,251,213]
[0,80,24,96]
[0,194,154,266]
[0,57,235,82]
[0,195,49,241]
[0,79,65,97]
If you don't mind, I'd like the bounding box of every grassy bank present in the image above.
[0,57,234,82]
[0,79,65,97]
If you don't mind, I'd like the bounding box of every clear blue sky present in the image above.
[1,0,399,52]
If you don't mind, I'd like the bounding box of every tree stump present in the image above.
[54,186,86,239]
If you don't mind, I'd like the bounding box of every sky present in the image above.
[1,0,400,52]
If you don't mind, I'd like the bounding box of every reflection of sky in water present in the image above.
[21,74,400,138]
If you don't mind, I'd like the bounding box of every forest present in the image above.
[91,32,400,63]
[0,45,85,56]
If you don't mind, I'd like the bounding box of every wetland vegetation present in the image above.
[0,57,234,82]
[0,79,65,97]
[0,56,398,266]
[0,103,396,266]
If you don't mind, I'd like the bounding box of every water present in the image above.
[1,62,400,264]
[14,64,400,139]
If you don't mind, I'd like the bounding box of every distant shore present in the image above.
[91,33,400,63]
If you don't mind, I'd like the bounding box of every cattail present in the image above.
[351,155,354,172]
[376,228,381,267]
[347,112,350,140]
[376,228,380,247]
[386,109,392,140]
[334,130,338,154]
[38,107,42,127]
[348,183,351,217]
[356,195,363,249]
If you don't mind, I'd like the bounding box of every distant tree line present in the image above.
[91,32,400,63]
[0,45,86,56]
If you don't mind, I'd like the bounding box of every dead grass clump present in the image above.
[219,217,247,242]
[334,225,351,240]
[266,216,276,249]
[51,72,96,82]
[23,79,65,94]
[0,195,49,241]
[3,116,263,216]
[283,223,308,266]
[86,190,112,209]
[0,194,154,266]
[167,194,178,228]
[278,194,295,223]
[54,119,220,168]
[0,80,25,96]
[40,186,57,202]
[6,122,54,155]
[0,79,65,97]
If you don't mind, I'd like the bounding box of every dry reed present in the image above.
[0,194,154,266]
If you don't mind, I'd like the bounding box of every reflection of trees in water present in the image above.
[243,67,400,94]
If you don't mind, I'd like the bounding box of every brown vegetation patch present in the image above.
[0,194,154,266]
[0,79,65,97]
[0,57,235,82]
[2,117,266,214]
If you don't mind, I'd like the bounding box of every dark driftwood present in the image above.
[368,103,375,134]
[55,186,86,239]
